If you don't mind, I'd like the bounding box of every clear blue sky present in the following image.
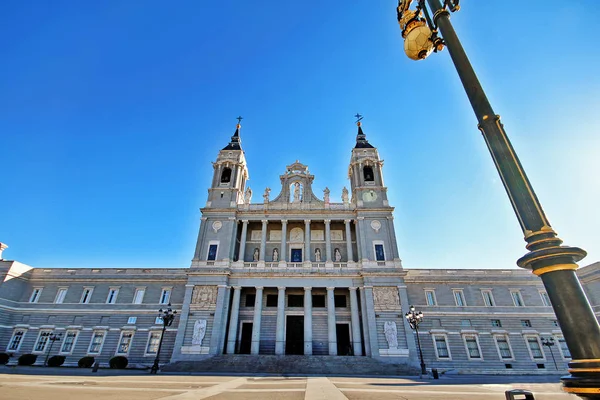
[1,1,598,270]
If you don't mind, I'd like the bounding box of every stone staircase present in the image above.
[163,355,419,376]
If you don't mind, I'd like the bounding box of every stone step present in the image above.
[164,355,418,375]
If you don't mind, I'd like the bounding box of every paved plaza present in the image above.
[0,368,574,399]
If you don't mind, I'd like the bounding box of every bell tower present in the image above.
[206,119,249,209]
[348,119,388,208]
[192,119,249,264]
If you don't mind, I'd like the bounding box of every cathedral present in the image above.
[1,121,598,374]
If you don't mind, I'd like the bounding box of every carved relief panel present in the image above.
[191,285,218,309]
[373,287,400,310]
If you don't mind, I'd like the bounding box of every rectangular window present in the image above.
[266,294,278,307]
[311,295,325,308]
[117,331,134,354]
[60,331,78,353]
[159,288,171,304]
[482,290,495,307]
[54,288,68,304]
[491,319,502,327]
[88,331,105,354]
[8,330,26,351]
[29,288,42,303]
[540,291,551,307]
[558,336,571,358]
[127,317,137,325]
[521,319,532,328]
[146,332,162,355]
[34,331,52,352]
[245,294,256,307]
[464,335,482,359]
[80,287,94,304]
[527,336,544,359]
[460,319,472,327]
[334,294,347,308]
[106,288,119,304]
[207,244,218,261]
[495,335,513,359]
[434,335,450,358]
[374,244,385,261]
[511,291,524,307]
[288,294,303,307]
[425,290,436,306]
[525,336,544,360]
[453,290,466,306]
[155,316,164,325]
[133,288,145,304]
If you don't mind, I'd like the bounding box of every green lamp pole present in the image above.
[396,1,600,397]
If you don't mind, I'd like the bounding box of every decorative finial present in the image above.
[236,116,243,129]
[354,113,363,126]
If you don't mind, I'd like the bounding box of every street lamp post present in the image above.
[150,304,177,374]
[396,1,600,397]
[405,305,426,375]
[44,333,62,367]
[542,337,559,371]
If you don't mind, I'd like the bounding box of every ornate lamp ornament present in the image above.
[397,0,459,60]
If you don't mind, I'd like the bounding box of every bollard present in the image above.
[505,389,535,400]
[92,362,99,373]
[432,368,439,379]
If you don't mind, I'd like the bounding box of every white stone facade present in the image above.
[0,126,598,374]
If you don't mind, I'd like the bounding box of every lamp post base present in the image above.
[150,359,159,374]
[562,361,600,399]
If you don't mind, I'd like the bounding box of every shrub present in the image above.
[109,356,128,369]
[18,354,37,366]
[0,353,10,365]
[78,356,95,368]
[47,355,65,367]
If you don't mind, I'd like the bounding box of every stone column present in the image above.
[304,219,311,263]
[362,286,379,356]
[251,286,263,355]
[327,287,337,355]
[218,286,232,352]
[209,285,228,355]
[275,286,286,355]
[170,284,195,361]
[324,219,332,262]
[280,220,288,263]
[345,219,354,262]
[226,286,242,354]
[304,287,313,355]
[349,287,363,356]
[354,220,363,261]
[238,220,249,262]
[357,217,367,261]
[193,217,208,260]
[259,220,268,262]
[359,287,371,356]
[387,216,400,260]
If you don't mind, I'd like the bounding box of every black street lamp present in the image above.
[542,337,559,371]
[405,305,426,375]
[44,333,62,367]
[396,1,600,397]
[150,304,177,374]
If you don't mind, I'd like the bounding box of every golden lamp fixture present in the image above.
[397,0,459,60]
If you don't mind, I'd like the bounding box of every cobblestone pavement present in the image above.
[0,369,573,399]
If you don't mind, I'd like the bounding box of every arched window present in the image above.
[220,167,232,183]
[363,166,374,182]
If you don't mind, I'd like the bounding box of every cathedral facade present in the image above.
[1,123,598,374]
